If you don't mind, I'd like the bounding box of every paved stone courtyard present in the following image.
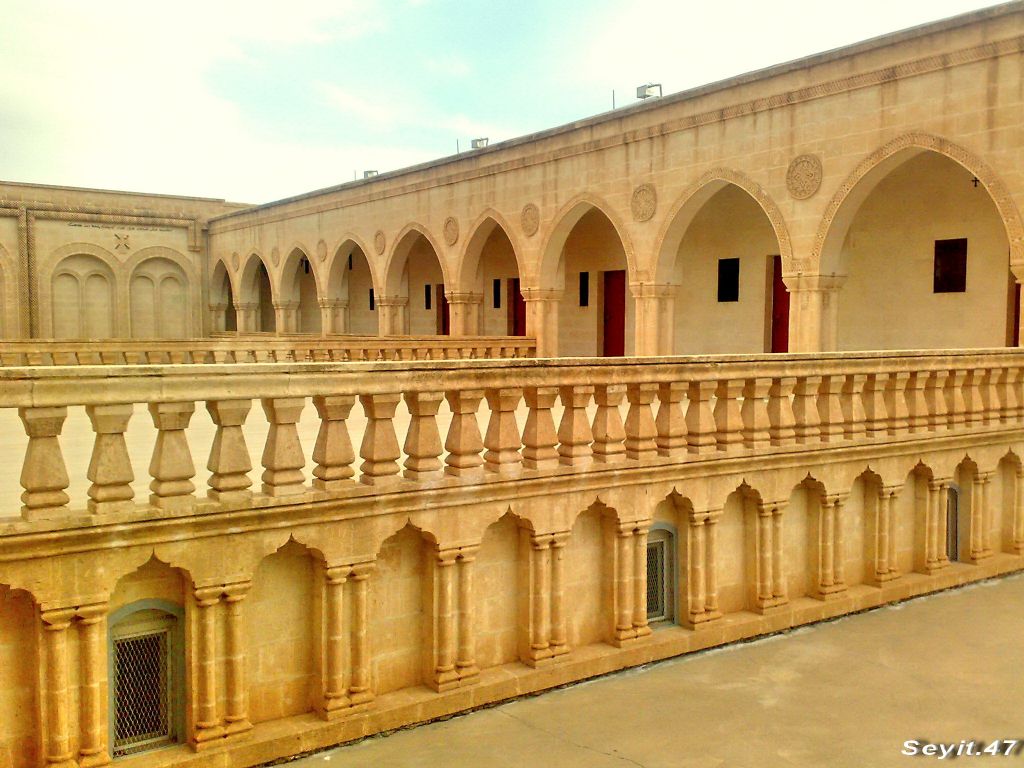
[285,573,1024,768]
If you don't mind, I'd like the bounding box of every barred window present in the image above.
[646,528,675,623]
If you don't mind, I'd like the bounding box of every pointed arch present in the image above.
[457,208,525,290]
[383,223,451,295]
[326,235,379,335]
[537,192,636,289]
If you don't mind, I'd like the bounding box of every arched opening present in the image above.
[326,241,376,335]
[281,248,321,334]
[210,261,236,332]
[646,525,675,624]
[542,203,632,357]
[384,228,448,335]
[665,184,785,354]
[460,216,524,336]
[52,254,116,339]
[0,585,38,767]
[474,512,526,668]
[130,257,190,338]
[716,486,760,613]
[248,540,316,721]
[565,504,611,646]
[954,459,980,561]
[238,255,275,333]
[108,558,187,758]
[828,150,1012,350]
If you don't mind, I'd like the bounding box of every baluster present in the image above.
[767,377,797,446]
[884,371,910,437]
[312,395,356,491]
[925,370,948,431]
[655,382,687,457]
[740,377,771,450]
[445,389,485,479]
[624,383,658,461]
[713,379,743,451]
[85,403,135,514]
[983,368,1002,424]
[904,371,929,433]
[963,370,984,425]
[862,373,888,436]
[206,400,253,502]
[946,370,968,427]
[18,406,71,520]
[260,398,306,496]
[685,380,717,454]
[483,387,523,475]
[403,391,445,482]
[816,375,844,442]
[523,387,559,471]
[792,375,822,444]
[557,385,594,467]
[148,401,196,509]
[358,393,402,485]
[592,384,626,464]
[839,373,866,440]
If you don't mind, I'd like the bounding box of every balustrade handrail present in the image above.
[4,347,1022,527]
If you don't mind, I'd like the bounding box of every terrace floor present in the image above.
[285,572,1024,768]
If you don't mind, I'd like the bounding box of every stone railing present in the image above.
[1,348,1021,525]
[0,335,535,365]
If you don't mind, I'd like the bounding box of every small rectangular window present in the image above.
[493,278,502,309]
[348,253,353,271]
[646,540,666,620]
[579,272,590,307]
[369,288,375,310]
[424,284,432,310]
[717,257,740,302]
[934,238,967,293]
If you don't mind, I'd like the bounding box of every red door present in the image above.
[508,278,526,336]
[603,270,626,357]
[769,255,789,353]
[437,285,450,335]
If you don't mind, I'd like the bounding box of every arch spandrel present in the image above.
[814,133,1024,275]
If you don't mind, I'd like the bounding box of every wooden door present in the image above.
[769,255,790,353]
[603,270,626,357]
[508,278,526,336]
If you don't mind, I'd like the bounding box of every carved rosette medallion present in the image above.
[271,246,280,267]
[631,183,657,222]
[317,239,328,262]
[374,230,386,256]
[521,203,540,237]
[443,216,459,246]
[786,154,823,200]
[231,252,239,271]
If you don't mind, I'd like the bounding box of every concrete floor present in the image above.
[285,573,1024,768]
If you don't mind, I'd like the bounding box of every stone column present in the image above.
[971,473,993,561]
[783,273,846,353]
[456,548,480,682]
[18,406,70,521]
[521,288,561,357]
[549,532,569,658]
[234,302,258,332]
[42,609,76,768]
[771,505,786,604]
[377,296,409,335]
[687,511,707,624]
[312,395,356,491]
[528,535,552,665]
[321,566,350,719]
[926,479,948,572]
[192,587,224,745]
[447,292,483,336]
[613,523,635,645]
[815,494,847,598]
[85,403,135,514]
[631,284,675,355]
[222,582,252,738]
[704,510,722,619]
[273,301,299,334]
[319,298,347,334]
[348,563,375,706]
[206,399,253,503]
[148,401,196,510]
[631,522,652,638]
[756,504,772,607]
[432,549,459,691]
[874,488,893,582]
[77,605,110,767]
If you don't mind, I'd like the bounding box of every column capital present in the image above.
[457,544,481,561]
[76,602,109,624]
[446,291,483,305]
[781,273,848,292]
[194,585,223,606]
[630,282,676,299]
[376,295,409,308]
[879,484,903,499]
[529,532,553,550]
[41,608,76,628]
[520,287,563,302]
[435,547,460,566]
[928,477,953,492]
[350,561,376,579]
[822,492,849,507]
[222,581,252,601]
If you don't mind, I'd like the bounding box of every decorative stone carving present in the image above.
[374,230,386,256]
[231,252,240,271]
[271,246,280,267]
[786,154,823,200]
[521,204,540,237]
[443,216,459,246]
[317,239,328,262]
[631,183,657,222]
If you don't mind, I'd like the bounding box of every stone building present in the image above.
[1,4,1024,767]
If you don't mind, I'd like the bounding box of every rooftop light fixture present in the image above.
[471,137,489,149]
[363,170,378,178]
[636,83,662,100]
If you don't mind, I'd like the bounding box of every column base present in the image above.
[224,718,253,739]
[633,624,652,639]
[549,643,570,659]
[428,668,461,693]
[456,664,480,685]
[207,489,252,504]
[870,570,901,586]
[191,724,226,750]
[79,751,112,768]
[522,647,554,668]
[685,610,723,629]
[812,583,847,601]
[754,596,788,614]
[923,560,950,575]
[348,689,375,708]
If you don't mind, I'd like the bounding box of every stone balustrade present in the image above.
[0,335,535,366]
[2,348,1022,525]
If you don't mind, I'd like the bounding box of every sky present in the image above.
[0,0,1007,204]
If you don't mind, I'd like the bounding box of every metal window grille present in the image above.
[647,539,667,621]
[112,629,171,757]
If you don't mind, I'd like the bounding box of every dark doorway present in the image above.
[769,255,789,353]
[946,487,959,562]
[602,269,626,357]
[1009,273,1020,347]
[436,284,450,335]
[508,277,526,336]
